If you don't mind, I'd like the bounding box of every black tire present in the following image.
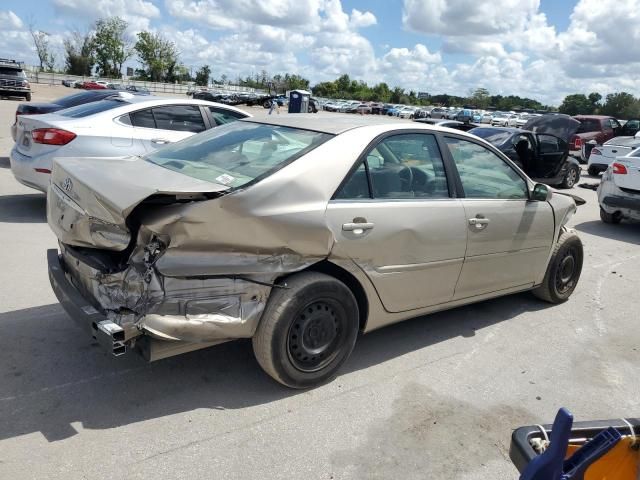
[532,232,583,304]
[561,166,579,188]
[252,272,359,389]
[587,166,599,176]
[25,93,31,101]
[600,207,622,224]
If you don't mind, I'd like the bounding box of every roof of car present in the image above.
[573,115,613,119]
[242,114,415,134]
[472,126,524,134]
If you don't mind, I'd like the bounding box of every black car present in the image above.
[414,118,480,132]
[125,85,151,95]
[0,58,31,101]
[469,115,582,189]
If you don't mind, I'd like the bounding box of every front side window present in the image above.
[145,121,331,189]
[444,137,528,199]
[335,133,449,200]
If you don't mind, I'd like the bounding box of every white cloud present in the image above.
[0,10,23,29]
[52,0,160,33]
[349,8,377,28]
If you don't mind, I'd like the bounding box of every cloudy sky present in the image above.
[1,0,639,104]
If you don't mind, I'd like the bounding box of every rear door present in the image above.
[535,133,568,178]
[442,136,554,298]
[130,104,208,152]
[325,132,468,312]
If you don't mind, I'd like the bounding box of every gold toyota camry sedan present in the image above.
[47,115,583,388]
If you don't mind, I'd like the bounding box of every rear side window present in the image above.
[209,106,247,126]
[58,100,128,118]
[152,105,206,132]
[130,109,155,128]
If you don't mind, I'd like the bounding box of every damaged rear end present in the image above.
[47,121,335,361]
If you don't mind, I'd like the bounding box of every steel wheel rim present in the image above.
[287,299,346,373]
[555,248,577,294]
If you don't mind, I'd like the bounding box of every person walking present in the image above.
[269,98,280,115]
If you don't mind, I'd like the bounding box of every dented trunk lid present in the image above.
[48,156,229,250]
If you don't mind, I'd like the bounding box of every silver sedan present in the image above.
[46,115,583,388]
[10,96,249,192]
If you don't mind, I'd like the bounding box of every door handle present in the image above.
[151,138,171,144]
[342,222,375,234]
[468,216,490,229]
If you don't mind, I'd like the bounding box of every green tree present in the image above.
[29,24,55,72]
[588,92,602,110]
[195,65,211,86]
[469,87,490,108]
[64,31,94,76]
[93,17,132,78]
[559,94,593,115]
[134,31,179,82]
[601,92,640,119]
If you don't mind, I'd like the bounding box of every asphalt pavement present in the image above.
[1,85,639,480]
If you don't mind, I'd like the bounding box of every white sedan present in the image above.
[491,114,518,127]
[10,96,249,192]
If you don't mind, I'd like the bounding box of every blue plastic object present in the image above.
[520,407,574,480]
[519,408,622,480]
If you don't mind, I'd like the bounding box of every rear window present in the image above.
[0,67,25,77]
[145,121,332,189]
[58,99,129,118]
[53,91,111,108]
[576,119,601,133]
[469,127,512,146]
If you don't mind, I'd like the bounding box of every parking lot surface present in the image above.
[1,86,639,479]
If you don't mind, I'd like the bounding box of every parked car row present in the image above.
[61,79,151,95]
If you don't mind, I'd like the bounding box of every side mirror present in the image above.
[531,183,552,202]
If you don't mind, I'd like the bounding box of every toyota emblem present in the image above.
[61,177,73,193]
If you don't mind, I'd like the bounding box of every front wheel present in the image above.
[561,166,579,188]
[252,272,359,389]
[25,93,31,101]
[600,207,622,224]
[532,232,583,304]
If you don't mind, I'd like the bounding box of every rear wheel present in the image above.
[587,166,599,176]
[532,232,583,303]
[561,166,579,188]
[600,207,622,224]
[252,272,359,389]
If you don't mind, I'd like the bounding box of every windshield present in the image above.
[145,121,332,189]
[0,67,26,77]
[58,99,130,118]
[469,128,512,146]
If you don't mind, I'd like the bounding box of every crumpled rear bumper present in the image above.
[47,246,271,359]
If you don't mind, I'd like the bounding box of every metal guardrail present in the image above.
[23,68,265,96]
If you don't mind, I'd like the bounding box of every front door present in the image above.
[535,133,568,179]
[442,136,555,299]
[325,133,467,313]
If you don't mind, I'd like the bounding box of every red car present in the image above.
[82,81,108,90]
[571,115,640,162]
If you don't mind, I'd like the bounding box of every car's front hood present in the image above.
[48,156,229,250]
[523,114,580,143]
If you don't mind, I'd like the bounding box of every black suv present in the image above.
[0,59,31,101]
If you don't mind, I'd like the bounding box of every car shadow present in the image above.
[0,194,46,223]
[574,220,640,245]
[0,156,9,169]
[0,292,551,442]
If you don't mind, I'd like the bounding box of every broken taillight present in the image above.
[612,163,628,175]
[31,128,76,146]
[590,148,602,155]
[572,136,583,149]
